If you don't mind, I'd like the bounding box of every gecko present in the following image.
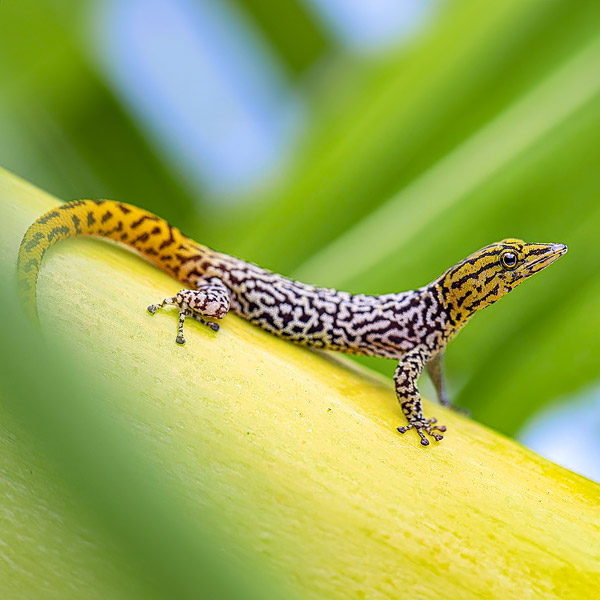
[17,200,567,446]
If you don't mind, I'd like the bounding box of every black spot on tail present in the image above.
[23,258,39,273]
[59,200,87,210]
[24,232,44,251]
[101,211,113,223]
[87,212,96,227]
[38,210,60,224]
[72,215,82,234]
[131,232,150,244]
[159,225,176,249]
[175,253,198,264]
[131,214,160,229]
[47,226,70,242]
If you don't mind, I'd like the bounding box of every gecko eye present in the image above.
[500,251,518,269]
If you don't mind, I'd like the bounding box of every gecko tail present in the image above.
[17,199,210,325]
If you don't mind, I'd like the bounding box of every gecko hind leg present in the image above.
[147,277,231,345]
[426,352,470,416]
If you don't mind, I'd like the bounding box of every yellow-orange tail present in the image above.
[17,199,210,324]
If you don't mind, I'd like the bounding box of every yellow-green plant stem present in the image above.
[1,167,599,600]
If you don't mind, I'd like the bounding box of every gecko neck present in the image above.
[426,280,476,346]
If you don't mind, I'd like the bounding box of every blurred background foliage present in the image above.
[0,0,599,477]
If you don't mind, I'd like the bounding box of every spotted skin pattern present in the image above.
[17,200,567,446]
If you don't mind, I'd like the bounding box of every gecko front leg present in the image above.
[395,347,447,446]
[147,277,230,344]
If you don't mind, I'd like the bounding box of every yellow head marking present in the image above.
[437,238,567,327]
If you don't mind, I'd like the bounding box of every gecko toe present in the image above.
[398,417,447,447]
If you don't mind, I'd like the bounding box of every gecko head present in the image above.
[439,239,567,320]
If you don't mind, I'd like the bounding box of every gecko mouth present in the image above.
[519,243,568,275]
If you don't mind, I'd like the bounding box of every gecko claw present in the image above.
[397,418,446,446]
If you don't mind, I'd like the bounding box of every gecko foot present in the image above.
[188,312,220,332]
[147,289,224,344]
[397,417,447,446]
